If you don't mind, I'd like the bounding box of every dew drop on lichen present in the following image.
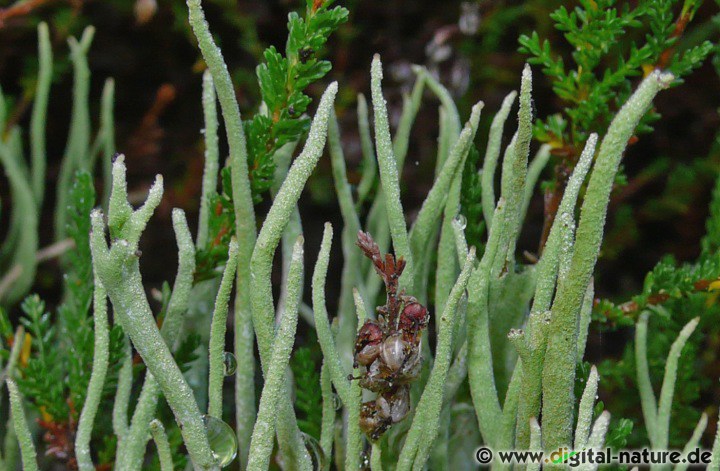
[359,450,371,469]
[223,352,237,376]
[301,432,326,470]
[454,214,467,230]
[203,415,238,467]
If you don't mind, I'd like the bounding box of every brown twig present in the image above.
[0,0,56,27]
[0,238,75,300]
[356,230,406,327]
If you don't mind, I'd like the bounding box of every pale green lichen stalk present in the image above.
[4,6,720,471]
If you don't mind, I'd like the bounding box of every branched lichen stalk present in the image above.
[208,239,239,418]
[328,109,365,371]
[55,27,94,241]
[248,81,336,471]
[467,200,507,446]
[408,103,482,290]
[433,103,482,313]
[91,164,216,469]
[116,206,197,469]
[364,75,425,299]
[541,70,673,451]
[497,64,533,269]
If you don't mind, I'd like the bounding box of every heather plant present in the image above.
[517,0,716,249]
[1,1,720,471]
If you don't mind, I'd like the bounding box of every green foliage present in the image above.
[194,168,235,281]
[595,181,720,446]
[245,0,348,202]
[290,346,324,439]
[605,418,635,450]
[175,333,202,374]
[17,295,65,419]
[519,0,713,153]
[0,307,12,340]
[15,172,125,446]
[59,171,98,412]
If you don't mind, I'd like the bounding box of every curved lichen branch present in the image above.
[482,90,517,230]
[197,69,220,249]
[6,379,38,471]
[371,55,414,291]
[542,70,673,451]
[150,420,175,471]
[397,247,476,471]
[207,238,239,418]
[248,81,337,470]
[636,312,699,450]
[247,236,304,471]
[75,275,110,471]
[312,223,352,405]
[251,81,338,365]
[184,3,258,460]
[515,133,598,449]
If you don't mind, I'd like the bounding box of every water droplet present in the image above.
[333,393,342,411]
[454,214,467,230]
[203,415,238,467]
[223,352,237,376]
[414,160,419,166]
[301,433,327,471]
[359,450,371,469]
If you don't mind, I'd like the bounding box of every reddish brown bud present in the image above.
[399,301,428,334]
[354,320,384,367]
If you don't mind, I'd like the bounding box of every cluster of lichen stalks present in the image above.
[4,0,720,470]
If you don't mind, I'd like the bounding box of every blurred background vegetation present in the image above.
[1,0,720,462]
